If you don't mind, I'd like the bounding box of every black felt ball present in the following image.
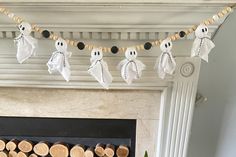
[111,46,119,54]
[77,42,85,50]
[42,30,50,38]
[179,31,186,38]
[144,42,152,50]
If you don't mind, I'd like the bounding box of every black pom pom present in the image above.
[144,42,152,50]
[42,30,50,38]
[77,42,85,50]
[179,31,186,38]
[111,46,119,54]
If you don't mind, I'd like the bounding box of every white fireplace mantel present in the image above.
[0,1,232,157]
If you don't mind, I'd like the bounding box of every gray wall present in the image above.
[188,11,236,157]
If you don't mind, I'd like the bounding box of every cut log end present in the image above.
[16,152,28,157]
[104,144,115,157]
[18,140,33,153]
[29,153,38,157]
[50,143,69,157]
[0,151,7,157]
[33,142,49,156]
[0,139,6,151]
[84,147,94,157]
[116,145,129,157]
[9,151,18,157]
[70,145,85,157]
[6,139,18,151]
[95,143,105,157]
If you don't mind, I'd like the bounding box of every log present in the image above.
[116,145,129,157]
[9,151,18,157]
[0,139,7,151]
[49,142,69,157]
[29,153,38,157]
[6,139,18,151]
[84,147,94,157]
[18,140,33,153]
[70,144,85,157]
[104,144,115,157]
[16,152,28,157]
[0,151,7,157]
[33,141,50,156]
[95,143,105,157]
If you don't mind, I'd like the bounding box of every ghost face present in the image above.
[195,24,208,38]
[125,47,137,60]
[18,22,32,35]
[160,39,172,52]
[91,48,103,61]
[55,38,67,52]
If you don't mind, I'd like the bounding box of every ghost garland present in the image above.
[0,5,233,88]
[14,22,38,63]
[47,38,72,82]
[155,38,176,79]
[191,24,215,62]
[88,48,113,89]
[117,47,146,85]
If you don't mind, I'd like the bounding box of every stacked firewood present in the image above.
[0,139,129,157]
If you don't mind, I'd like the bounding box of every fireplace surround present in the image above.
[0,1,230,157]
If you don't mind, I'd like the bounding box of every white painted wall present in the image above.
[188,10,236,157]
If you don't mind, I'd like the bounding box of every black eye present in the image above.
[97,51,100,55]
[165,44,168,48]
[61,42,63,46]
[130,51,132,55]
[202,29,204,32]
[57,42,60,45]
[168,42,171,46]
[133,51,136,55]
[22,27,25,31]
[205,28,207,32]
[19,25,22,28]
[94,52,97,55]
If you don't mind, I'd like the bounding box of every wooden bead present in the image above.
[53,36,58,40]
[218,12,224,18]
[0,8,5,12]
[136,45,140,51]
[175,33,181,39]
[226,7,232,12]
[204,20,210,25]
[171,35,176,41]
[222,9,228,15]
[69,40,75,46]
[209,18,215,24]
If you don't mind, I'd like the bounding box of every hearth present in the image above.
[0,117,136,157]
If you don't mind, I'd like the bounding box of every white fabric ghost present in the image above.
[117,47,145,85]
[47,38,72,82]
[191,24,215,62]
[155,38,176,79]
[88,48,113,89]
[14,22,38,63]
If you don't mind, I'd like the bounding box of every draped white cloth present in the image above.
[47,38,72,82]
[117,47,145,85]
[191,24,215,62]
[14,22,38,63]
[155,38,176,79]
[88,48,113,89]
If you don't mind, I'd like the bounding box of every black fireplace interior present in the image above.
[0,116,136,157]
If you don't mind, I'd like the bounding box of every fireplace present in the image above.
[0,117,136,157]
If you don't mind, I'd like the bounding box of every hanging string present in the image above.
[0,5,235,53]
